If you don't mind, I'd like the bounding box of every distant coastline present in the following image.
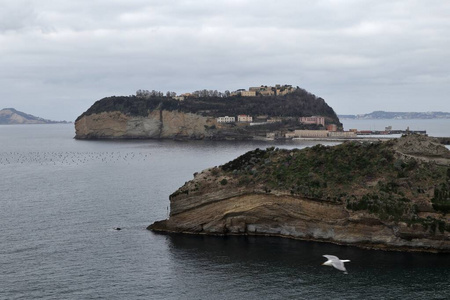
[339,111,450,120]
[341,118,450,139]
[0,108,70,125]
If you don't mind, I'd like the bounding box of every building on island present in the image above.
[217,116,236,123]
[299,116,325,127]
[237,115,253,122]
[230,89,243,96]
[328,131,357,138]
[240,90,256,97]
[250,86,275,96]
[249,84,296,96]
[230,84,297,97]
[293,130,329,138]
[230,89,256,97]
[285,129,356,139]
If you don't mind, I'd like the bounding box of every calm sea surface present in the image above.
[1,122,449,300]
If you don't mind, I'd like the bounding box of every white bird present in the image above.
[322,255,350,273]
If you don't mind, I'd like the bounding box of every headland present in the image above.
[149,134,450,253]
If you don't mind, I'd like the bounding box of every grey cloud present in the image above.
[0,0,37,32]
[1,0,449,121]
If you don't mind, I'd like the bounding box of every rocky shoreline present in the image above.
[149,135,450,253]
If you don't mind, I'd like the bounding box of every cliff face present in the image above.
[149,135,450,252]
[75,110,216,139]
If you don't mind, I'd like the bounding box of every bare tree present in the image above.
[136,89,151,98]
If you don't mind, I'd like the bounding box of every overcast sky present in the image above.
[1,0,449,121]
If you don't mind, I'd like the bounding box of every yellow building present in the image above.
[249,84,296,96]
[259,89,275,96]
[240,91,256,97]
[237,115,253,122]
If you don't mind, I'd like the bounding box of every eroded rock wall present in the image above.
[151,191,450,252]
[75,110,215,139]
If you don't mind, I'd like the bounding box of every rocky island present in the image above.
[75,85,341,140]
[149,134,450,253]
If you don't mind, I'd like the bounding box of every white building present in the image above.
[328,131,357,138]
[217,116,236,123]
[293,130,328,138]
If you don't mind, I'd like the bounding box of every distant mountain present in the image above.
[0,108,69,125]
[339,111,450,120]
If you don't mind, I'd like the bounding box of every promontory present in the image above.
[75,85,341,140]
[149,134,450,253]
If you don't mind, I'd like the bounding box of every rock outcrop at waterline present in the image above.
[149,134,450,252]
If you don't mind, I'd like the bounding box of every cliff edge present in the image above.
[75,110,216,139]
[149,134,450,252]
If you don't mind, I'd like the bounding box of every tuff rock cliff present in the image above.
[149,134,450,252]
[75,110,216,139]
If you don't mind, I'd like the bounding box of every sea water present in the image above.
[0,123,449,300]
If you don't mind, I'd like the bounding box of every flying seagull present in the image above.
[322,255,350,273]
